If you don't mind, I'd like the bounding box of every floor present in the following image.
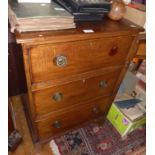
[8,95,54,155]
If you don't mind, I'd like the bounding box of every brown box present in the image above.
[123,3,146,28]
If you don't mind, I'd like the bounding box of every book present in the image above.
[17,0,51,3]
[120,105,145,121]
[115,98,142,109]
[8,0,76,32]
[115,98,145,121]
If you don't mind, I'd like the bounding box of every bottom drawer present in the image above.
[35,97,111,141]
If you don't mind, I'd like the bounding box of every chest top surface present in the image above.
[15,18,143,46]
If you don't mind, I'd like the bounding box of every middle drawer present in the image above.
[33,69,120,118]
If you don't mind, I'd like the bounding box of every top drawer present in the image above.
[28,36,133,83]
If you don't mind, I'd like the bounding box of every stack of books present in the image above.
[8,1,76,33]
[53,0,111,21]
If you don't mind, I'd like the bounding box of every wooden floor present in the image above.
[9,95,54,155]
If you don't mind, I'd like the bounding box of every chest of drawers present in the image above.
[15,19,142,143]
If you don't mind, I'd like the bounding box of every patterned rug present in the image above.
[50,119,145,155]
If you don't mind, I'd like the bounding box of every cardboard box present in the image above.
[107,103,146,137]
[123,3,146,28]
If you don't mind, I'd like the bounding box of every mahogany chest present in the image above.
[15,19,142,143]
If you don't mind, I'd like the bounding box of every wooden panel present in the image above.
[35,97,110,141]
[33,68,121,118]
[29,36,133,83]
[15,19,143,45]
[136,40,146,58]
[8,29,27,97]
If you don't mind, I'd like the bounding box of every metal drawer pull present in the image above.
[99,80,108,88]
[53,120,61,128]
[92,107,100,114]
[52,92,63,102]
[54,55,67,67]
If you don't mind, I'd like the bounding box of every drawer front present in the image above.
[35,97,110,141]
[29,36,133,83]
[33,69,120,117]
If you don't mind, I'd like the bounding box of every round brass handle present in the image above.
[53,120,61,128]
[52,92,63,102]
[99,80,108,88]
[92,107,100,114]
[54,55,67,67]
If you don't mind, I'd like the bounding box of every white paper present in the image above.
[121,105,144,121]
[83,29,94,33]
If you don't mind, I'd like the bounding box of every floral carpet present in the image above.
[50,119,145,155]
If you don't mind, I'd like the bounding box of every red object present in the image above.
[128,3,140,9]
[138,80,146,91]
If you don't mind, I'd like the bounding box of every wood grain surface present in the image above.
[17,19,143,143]
[29,36,133,83]
[35,97,110,141]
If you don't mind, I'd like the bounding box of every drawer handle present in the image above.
[109,46,118,56]
[92,107,100,114]
[99,80,108,88]
[53,120,61,128]
[52,92,63,102]
[54,55,67,67]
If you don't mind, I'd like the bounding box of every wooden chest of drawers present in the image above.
[15,19,143,143]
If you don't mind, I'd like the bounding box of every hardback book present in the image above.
[8,0,75,32]
[17,0,51,3]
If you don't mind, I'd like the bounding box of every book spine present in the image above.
[17,0,51,3]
